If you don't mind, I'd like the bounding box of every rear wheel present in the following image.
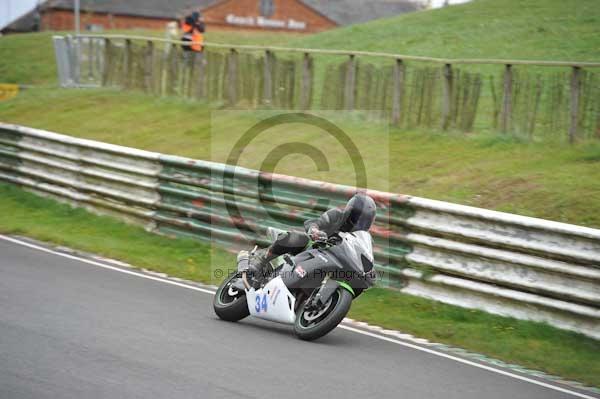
[293,286,353,341]
[213,273,249,322]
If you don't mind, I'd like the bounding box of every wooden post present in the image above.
[101,38,111,86]
[263,50,273,105]
[300,52,312,110]
[391,59,404,126]
[441,63,453,130]
[144,40,154,93]
[196,52,206,99]
[87,37,93,80]
[228,48,238,106]
[160,43,172,96]
[528,75,542,139]
[500,64,513,133]
[124,39,132,88]
[489,76,499,129]
[344,54,356,110]
[569,66,582,144]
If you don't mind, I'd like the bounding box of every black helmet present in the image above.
[340,193,376,232]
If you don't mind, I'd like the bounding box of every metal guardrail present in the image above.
[0,122,599,339]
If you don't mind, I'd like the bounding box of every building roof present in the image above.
[44,0,220,19]
[1,8,41,33]
[44,0,423,26]
[300,0,423,26]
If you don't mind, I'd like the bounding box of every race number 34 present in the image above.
[255,294,268,313]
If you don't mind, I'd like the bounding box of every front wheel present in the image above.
[294,286,353,341]
[213,273,249,322]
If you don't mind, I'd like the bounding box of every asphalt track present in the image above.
[1,236,598,399]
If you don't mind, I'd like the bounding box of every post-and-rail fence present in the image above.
[53,34,600,143]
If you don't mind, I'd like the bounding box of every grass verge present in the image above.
[1,182,598,387]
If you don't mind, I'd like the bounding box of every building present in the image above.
[37,0,424,33]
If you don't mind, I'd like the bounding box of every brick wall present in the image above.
[41,10,172,31]
[40,0,336,33]
[203,0,337,33]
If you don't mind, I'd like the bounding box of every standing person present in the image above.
[181,11,205,53]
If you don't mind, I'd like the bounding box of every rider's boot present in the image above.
[248,247,275,278]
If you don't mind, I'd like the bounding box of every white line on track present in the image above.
[0,234,597,399]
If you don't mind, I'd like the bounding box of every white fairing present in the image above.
[246,276,296,324]
[338,231,374,266]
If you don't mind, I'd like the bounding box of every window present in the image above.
[259,0,275,17]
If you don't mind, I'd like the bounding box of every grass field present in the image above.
[291,0,600,62]
[1,182,598,388]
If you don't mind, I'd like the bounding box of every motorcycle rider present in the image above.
[243,193,377,278]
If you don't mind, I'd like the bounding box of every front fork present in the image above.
[306,276,355,310]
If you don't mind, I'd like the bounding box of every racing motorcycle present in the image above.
[213,227,375,340]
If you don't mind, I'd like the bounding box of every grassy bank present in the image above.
[1,88,599,228]
[0,182,598,387]
[291,0,600,61]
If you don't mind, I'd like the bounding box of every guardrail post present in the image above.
[124,39,132,89]
[227,48,238,106]
[569,66,582,144]
[501,64,513,133]
[441,63,453,130]
[300,52,312,110]
[392,58,405,126]
[263,50,273,105]
[344,54,356,111]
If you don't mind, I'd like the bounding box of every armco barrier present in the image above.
[0,122,599,339]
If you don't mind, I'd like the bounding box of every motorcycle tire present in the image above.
[213,273,249,322]
[293,286,353,341]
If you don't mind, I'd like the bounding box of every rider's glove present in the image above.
[308,225,327,242]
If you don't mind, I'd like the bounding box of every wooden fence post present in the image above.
[160,43,172,97]
[500,64,513,133]
[196,52,206,99]
[263,50,273,105]
[87,37,93,80]
[124,39,132,88]
[392,58,405,126]
[144,40,154,93]
[344,54,356,110]
[569,66,582,144]
[441,63,453,130]
[300,52,312,110]
[101,38,111,86]
[228,48,238,106]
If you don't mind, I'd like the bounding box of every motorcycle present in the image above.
[213,227,375,340]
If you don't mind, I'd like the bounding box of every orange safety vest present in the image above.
[191,31,203,52]
[182,21,193,33]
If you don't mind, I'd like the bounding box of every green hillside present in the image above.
[291,0,600,61]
